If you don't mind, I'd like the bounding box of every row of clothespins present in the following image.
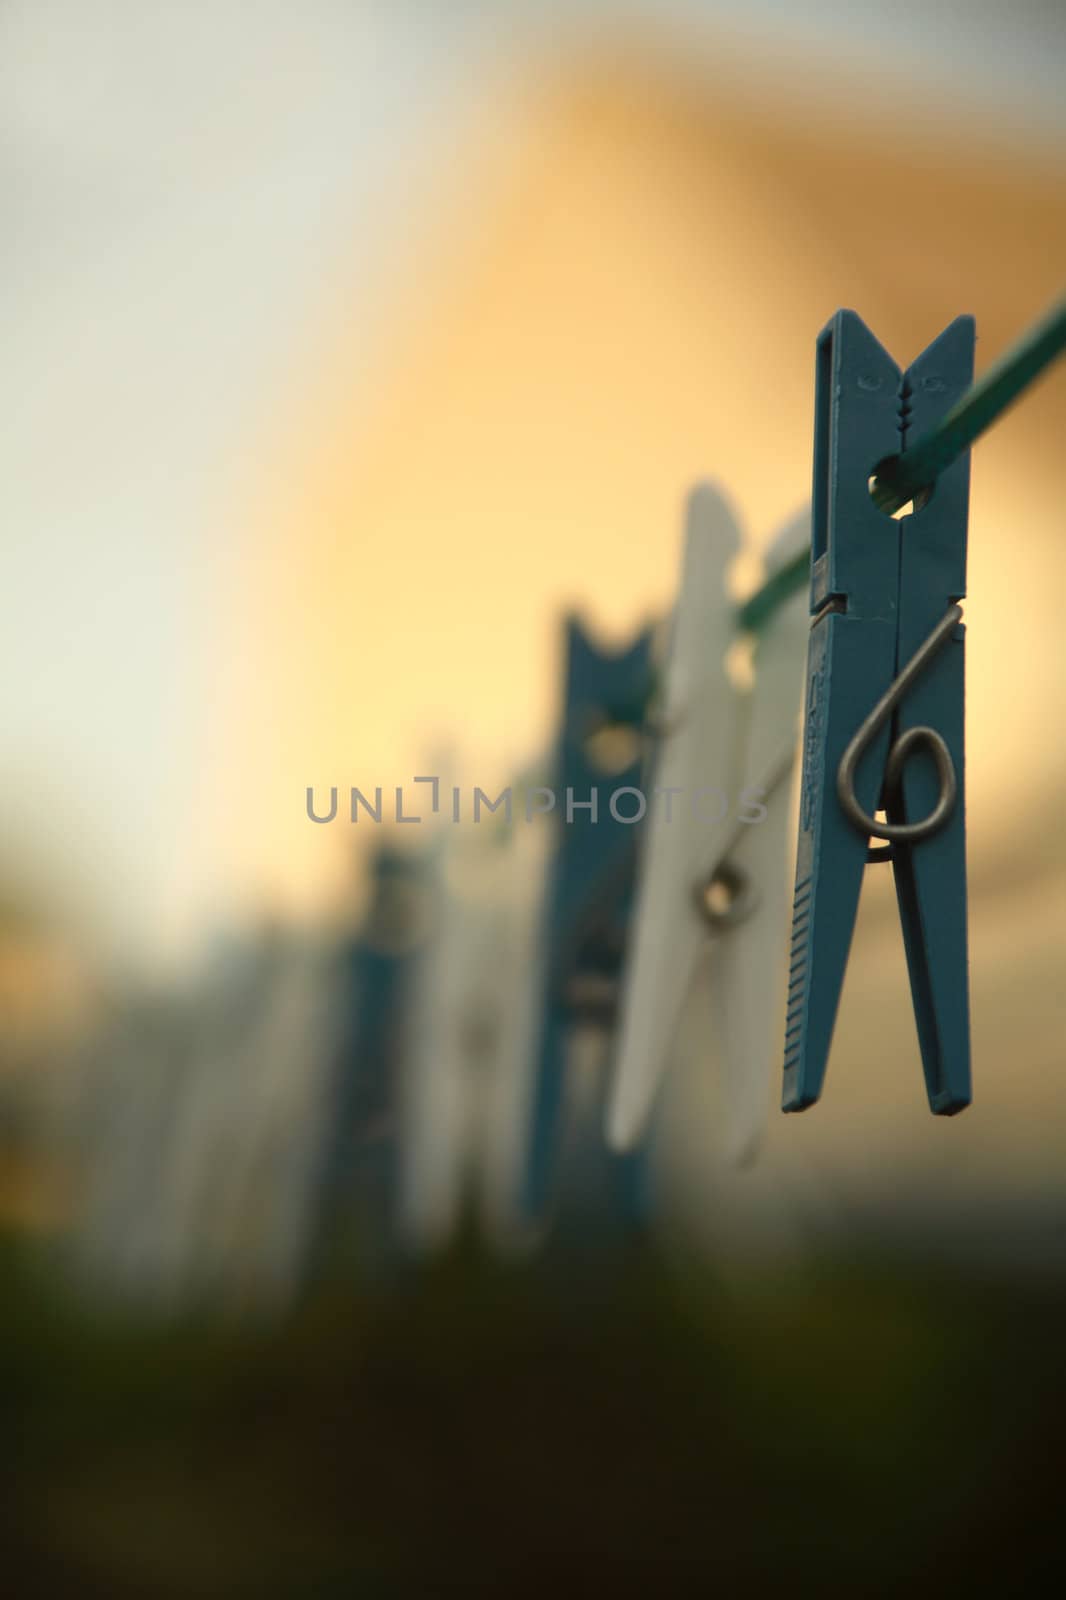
[323,309,982,1258]
[69,301,1064,1301]
[389,300,1066,1253]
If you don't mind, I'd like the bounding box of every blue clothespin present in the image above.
[520,615,655,1225]
[311,843,431,1260]
[784,310,974,1114]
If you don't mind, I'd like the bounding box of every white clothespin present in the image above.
[399,773,544,1252]
[608,483,809,1162]
[76,933,341,1308]
[474,806,552,1252]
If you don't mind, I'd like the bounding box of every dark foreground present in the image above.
[4,1231,1063,1595]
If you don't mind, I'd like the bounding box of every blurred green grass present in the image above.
[3,1230,1064,1594]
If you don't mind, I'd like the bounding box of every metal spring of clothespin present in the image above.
[836,600,962,862]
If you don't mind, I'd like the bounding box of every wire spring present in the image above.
[836,604,963,855]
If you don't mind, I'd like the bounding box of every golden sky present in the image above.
[219,53,1065,931]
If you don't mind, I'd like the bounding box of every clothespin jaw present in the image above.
[809,313,902,620]
[520,616,654,1224]
[783,311,974,1115]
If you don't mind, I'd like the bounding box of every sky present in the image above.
[2,0,1064,970]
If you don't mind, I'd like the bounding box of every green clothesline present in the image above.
[738,295,1066,635]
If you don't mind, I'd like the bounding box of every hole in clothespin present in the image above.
[702,874,736,921]
[724,636,755,693]
[697,861,757,928]
[868,458,935,521]
[582,719,643,776]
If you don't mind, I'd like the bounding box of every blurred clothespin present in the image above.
[608,485,809,1163]
[519,617,655,1227]
[311,843,431,1264]
[400,818,527,1254]
[783,311,974,1113]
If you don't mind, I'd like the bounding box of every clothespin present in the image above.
[475,811,552,1249]
[519,616,655,1225]
[311,843,430,1262]
[400,821,521,1253]
[783,310,974,1113]
[77,929,337,1306]
[607,485,810,1162]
